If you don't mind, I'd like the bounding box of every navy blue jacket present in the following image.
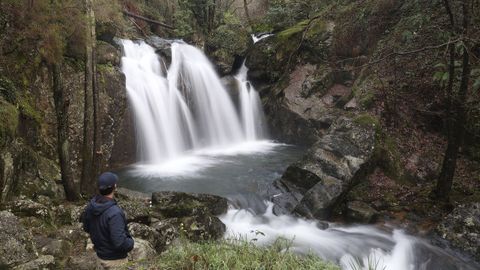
[82,195,134,260]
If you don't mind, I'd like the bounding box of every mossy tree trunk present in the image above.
[81,0,98,196]
[52,64,79,201]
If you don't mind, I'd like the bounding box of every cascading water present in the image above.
[122,40,264,164]
[120,39,478,270]
[220,202,478,270]
[235,63,267,140]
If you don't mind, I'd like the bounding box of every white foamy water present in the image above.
[220,202,477,270]
[252,33,274,43]
[121,40,266,165]
[126,140,281,178]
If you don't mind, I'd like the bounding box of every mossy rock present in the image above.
[0,99,19,144]
[151,191,228,219]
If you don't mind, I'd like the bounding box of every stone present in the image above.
[271,116,376,220]
[436,203,480,261]
[150,219,180,249]
[96,41,120,66]
[0,151,14,202]
[151,191,228,218]
[345,201,379,223]
[0,211,37,267]
[180,215,226,241]
[344,98,358,111]
[6,199,51,221]
[128,222,163,251]
[12,255,55,270]
[53,204,84,225]
[40,239,72,259]
[128,238,156,261]
[117,188,151,224]
[64,252,102,270]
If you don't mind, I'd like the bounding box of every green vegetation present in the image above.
[0,99,19,143]
[129,238,340,270]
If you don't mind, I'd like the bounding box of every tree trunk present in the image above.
[52,64,79,201]
[434,0,471,201]
[243,0,252,26]
[80,0,96,195]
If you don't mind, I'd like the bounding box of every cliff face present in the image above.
[0,43,135,202]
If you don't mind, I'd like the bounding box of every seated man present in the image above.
[82,172,134,269]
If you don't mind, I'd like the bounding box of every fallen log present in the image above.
[123,9,174,30]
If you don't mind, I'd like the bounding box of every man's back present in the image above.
[83,195,134,260]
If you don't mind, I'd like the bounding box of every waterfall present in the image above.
[235,63,267,140]
[121,40,266,164]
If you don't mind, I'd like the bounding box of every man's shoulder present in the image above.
[105,202,125,216]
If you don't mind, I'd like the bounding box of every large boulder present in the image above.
[271,116,376,220]
[116,188,151,224]
[128,222,163,251]
[436,203,480,261]
[0,211,37,267]
[128,238,156,261]
[263,63,350,145]
[151,191,228,218]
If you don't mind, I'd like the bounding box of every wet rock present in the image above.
[436,203,480,261]
[272,116,376,220]
[0,211,37,267]
[180,215,226,241]
[346,201,378,223]
[145,36,174,64]
[245,37,285,90]
[12,255,55,270]
[96,66,135,170]
[151,191,228,218]
[129,238,156,260]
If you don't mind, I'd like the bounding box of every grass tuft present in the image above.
[128,237,340,270]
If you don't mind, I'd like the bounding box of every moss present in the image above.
[0,99,19,143]
[277,20,309,41]
[17,94,42,124]
[97,63,115,73]
[0,76,17,103]
[305,20,328,40]
[353,113,380,128]
[351,73,379,109]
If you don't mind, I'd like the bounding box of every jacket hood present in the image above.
[89,195,117,216]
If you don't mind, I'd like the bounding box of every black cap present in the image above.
[98,172,118,190]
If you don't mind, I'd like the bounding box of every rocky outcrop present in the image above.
[151,191,228,217]
[270,116,376,220]
[0,188,230,267]
[0,211,37,267]
[150,191,228,242]
[265,64,349,145]
[436,203,480,261]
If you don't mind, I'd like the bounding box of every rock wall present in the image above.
[0,41,135,202]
